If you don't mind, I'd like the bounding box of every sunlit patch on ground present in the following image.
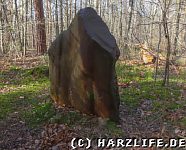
[0,57,185,149]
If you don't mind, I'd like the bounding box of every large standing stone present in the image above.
[48,7,120,122]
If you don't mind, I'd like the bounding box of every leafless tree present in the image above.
[0,0,185,78]
[162,0,172,86]
[34,0,47,55]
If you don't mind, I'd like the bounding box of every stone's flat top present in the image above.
[78,7,118,56]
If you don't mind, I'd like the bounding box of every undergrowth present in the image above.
[0,61,185,135]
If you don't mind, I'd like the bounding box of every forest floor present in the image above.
[0,55,186,149]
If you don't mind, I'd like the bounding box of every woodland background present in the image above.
[0,0,185,57]
[1,0,186,85]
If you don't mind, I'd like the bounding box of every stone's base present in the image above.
[48,7,120,122]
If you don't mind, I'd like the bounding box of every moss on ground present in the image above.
[0,62,185,135]
[0,65,50,123]
[116,62,185,111]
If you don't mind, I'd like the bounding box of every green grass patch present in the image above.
[117,62,185,130]
[23,101,55,127]
[0,65,50,123]
[106,120,123,136]
[50,111,88,126]
[1,65,49,86]
[116,63,153,83]
[1,61,185,134]
[117,62,184,110]
[1,64,96,129]
[179,117,186,128]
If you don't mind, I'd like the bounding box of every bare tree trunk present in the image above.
[111,3,114,33]
[60,0,64,31]
[14,0,23,52]
[21,0,24,51]
[162,1,171,86]
[119,0,123,47]
[107,0,111,28]
[2,0,16,55]
[173,0,182,55]
[124,0,134,59]
[66,0,69,27]
[23,0,28,56]
[74,0,77,15]
[55,0,59,36]
[80,0,82,9]
[155,22,162,82]
[127,0,134,38]
[96,0,99,12]
[48,0,52,44]
[0,0,4,55]
[31,0,35,49]
[69,0,72,22]
[34,0,47,55]
[46,0,49,47]
[99,0,102,16]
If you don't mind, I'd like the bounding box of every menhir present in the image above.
[48,7,120,122]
